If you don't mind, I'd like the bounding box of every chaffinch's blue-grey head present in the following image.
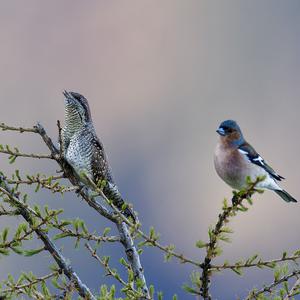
[216,120,244,147]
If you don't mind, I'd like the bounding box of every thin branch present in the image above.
[200,178,263,300]
[284,277,300,299]
[0,176,96,300]
[53,225,120,243]
[245,270,300,300]
[0,207,19,216]
[34,123,60,160]
[0,123,38,133]
[137,228,201,267]
[57,120,63,159]
[6,174,78,193]
[53,281,76,300]
[7,175,64,183]
[85,243,150,299]
[211,254,300,271]
[0,271,58,296]
[85,243,127,286]
[0,216,49,250]
[0,149,52,159]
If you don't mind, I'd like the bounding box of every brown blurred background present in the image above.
[0,1,300,298]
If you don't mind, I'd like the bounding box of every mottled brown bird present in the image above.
[62,91,137,221]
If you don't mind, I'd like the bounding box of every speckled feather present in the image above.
[64,124,113,185]
[61,91,137,220]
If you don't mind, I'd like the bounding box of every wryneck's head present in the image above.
[63,91,93,132]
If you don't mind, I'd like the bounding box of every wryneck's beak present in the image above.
[63,90,75,106]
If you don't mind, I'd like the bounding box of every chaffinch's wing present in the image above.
[238,142,284,181]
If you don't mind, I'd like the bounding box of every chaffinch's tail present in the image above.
[275,189,297,203]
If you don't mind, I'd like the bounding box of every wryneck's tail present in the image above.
[104,182,137,223]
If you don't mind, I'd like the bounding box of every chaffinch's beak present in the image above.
[216,128,225,136]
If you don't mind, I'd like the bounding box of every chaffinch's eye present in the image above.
[222,126,233,133]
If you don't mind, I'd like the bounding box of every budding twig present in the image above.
[0,176,96,300]
[200,177,263,299]
[0,148,52,159]
[85,242,150,299]
[0,123,38,133]
[284,277,300,299]
[211,253,300,272]
[246,269,300,299]
[0,271,59,297]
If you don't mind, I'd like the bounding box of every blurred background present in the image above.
[0,1,300,299]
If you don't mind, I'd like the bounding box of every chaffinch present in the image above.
[214,120,297,203]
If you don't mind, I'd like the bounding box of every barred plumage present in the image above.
[62,91,136,221]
